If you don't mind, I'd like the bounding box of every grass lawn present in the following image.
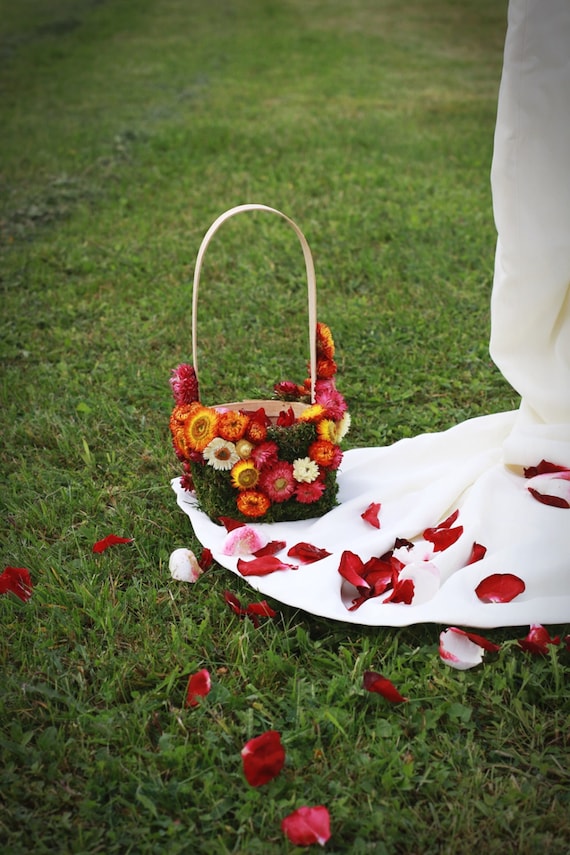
[1,0,568,852]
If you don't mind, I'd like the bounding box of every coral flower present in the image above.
[293,457,320,483]
[218,411,249,442]
[309,439,342,469]
[259,461,295,502]
[298,403,326,424]
[236,490,271,518]
[316,322,335,359]
[203,438,239,470]
[296,480,326,503]
[184,405,219,452]
[231,460,260,491]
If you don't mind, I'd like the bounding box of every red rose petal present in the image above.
[361,502,381,528]
[363,670,408,702]
[287,542,332,563]
[241,730,285,787]
[423,525,463,552]
[199,548,214,570]
[253,540,286,557]
[224,590,245,616]
[383,577,415,604]
[462,629,501,653]
[523,459,569,478]
[528,487,570,509]
[466,542,487,565]
[517,624,560,655]
[475,573,526,603]
[237,556,297,577]
[281,805,331,847]
[218,517,245,531]
[245,601,277,618]
[92,534,133,553]
[185,668,211,708]
[337,550,370,590]
[0,566,33,602]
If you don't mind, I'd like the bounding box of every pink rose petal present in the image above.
[222,526,268,556]
[363,671,408,703]
[241,730,285,787]
[281,806,331,847]
[475,573,525,603]
[92,534,133,553]
[361,502,381,528]
[169,548,203,582]
[439,627,498,670]
[237,556,297,577]
[185,668,211,707]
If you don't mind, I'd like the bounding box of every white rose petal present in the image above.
[169,548,203,583]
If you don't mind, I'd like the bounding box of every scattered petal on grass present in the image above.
[287,542,332,563]
[363,671,408,702]
[439,627,500,670]
[169,548,204,582]
[237,556,297,576]
[199,548,213,570]
[185,668,211,707]
[241,730,285,786]
[223,590,277,627]
[466,542,487,565]
[222,526,268,556]
[361,502,381,528]
[475,573,525,603]
[92,534,133,553]
[281,805,331,847]
[517,624,561,655]
[0,566,33,602]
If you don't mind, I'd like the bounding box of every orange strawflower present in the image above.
[298,403,326,424]
[236,490,271,518]
[316,357,337,379]
[316,322,335,359]
[184,404,219,452]
[309,439,342,469]
[218,411,249,442]
[231,459,260,491]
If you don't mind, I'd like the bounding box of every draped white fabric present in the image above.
[172,0,570,628]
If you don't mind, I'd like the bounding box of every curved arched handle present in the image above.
[191,204,317,402]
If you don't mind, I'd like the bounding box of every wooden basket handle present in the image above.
[191,204,317,402]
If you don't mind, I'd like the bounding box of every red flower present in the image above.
[0,566,33,602]
[517,624,560,655]
[277,407,297,427]
[363,671,408,702]
[274,380,302,400]
[185,668,211,707]
[170,363,199,405]
[241,730,285,786]
[475,573,526,603]
[295,480,326,503]
[361,502,381,528]
[92,534,133,553]
[237,556,297,576]
[287,542,332,563]
[281,805,331,847]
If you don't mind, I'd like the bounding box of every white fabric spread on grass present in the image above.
[172,0,570,628]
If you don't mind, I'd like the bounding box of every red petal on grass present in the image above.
[523,459,569,478]
[528,487,570,509]
[0,566,33,602]
[237,556,297,576]
[466,542,487,565]
[287,542,332,563]
[185,668,211,707]
[246,601,277,618]
[199,548,213,570]
[337,550,370,589]
[423,525,463,552]
[92,534,133,553]
[281,805,331,847]
[253,540,286,557]
[363,671,408,702]
[462,629,501,652]
[219,516,245,531]
[517,624,560,655]
[383,577,415,604]
[224,590,245,616]
[475,573,526,603]
[241,730,285,786]
[361,502,381,528]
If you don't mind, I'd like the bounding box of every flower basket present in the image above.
[169,204,350,524]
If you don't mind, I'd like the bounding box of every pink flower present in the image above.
[314,380,347,420]
[517,624,560,655]
[170,363,200,405]
[274,380,302,400]
[185,668,211,707]
[281,805,331,847]
[259,461,295,502]
[0,566,33,602]
[222,526,268,556]
[475,573,526,603]
[363,671,408,702]
[439,627,500,670]
[251,441,279,469]
[241,730,285,786]
[295,479,326,503]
